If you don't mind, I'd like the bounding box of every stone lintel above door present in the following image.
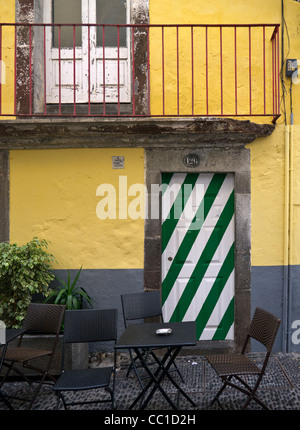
[0,117,274,149]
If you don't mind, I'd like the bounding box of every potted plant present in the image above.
[45,267,93,371]
[45,266,92,310]
[0,237,56,328]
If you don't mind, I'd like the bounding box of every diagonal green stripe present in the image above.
[212,297,234,340]
[161,173,175,195]
[162,173,227,305]
[195,243,235,339]
[162,173,199,253]
[162,172,174,186]
[169,191,234,322]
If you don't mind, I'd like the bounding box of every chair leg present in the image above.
[242,393,268,410]
[0,391,14,410]
[27,375,48,410]
[111,353,117,410]
[239,376,268,410]
[0,362,14,387]
[105,386,115,410]
[230,375,268,409]
[23,360,57,409]
[56,393,60,410]
[0,362,32,387]
[56,392,68,410]
[210,376,232,406]
[1,361,56,409]
[216,375,269,410]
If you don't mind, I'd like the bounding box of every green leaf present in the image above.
[54,289,66,304]
[0,237,57,327]
[70,266,82,290]
[66,294,73,310]
[55,275,68,290]
[43,267,92,311]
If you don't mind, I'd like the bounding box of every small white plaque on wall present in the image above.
[112,156,125,169]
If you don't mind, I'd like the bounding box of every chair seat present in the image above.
[53,367,113,392]
[206,353,261,377]
[2,347,52,363]
[0,303,66,410]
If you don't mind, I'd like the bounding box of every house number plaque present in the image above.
[183,154,200,168]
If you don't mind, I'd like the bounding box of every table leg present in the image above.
[129,346,196,410]
[129,346,177,410]
[160,352,197,407]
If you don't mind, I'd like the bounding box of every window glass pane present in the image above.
[53,0,82,48]
[96,0,127,47]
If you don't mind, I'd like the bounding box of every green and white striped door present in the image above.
[161,173,235,340]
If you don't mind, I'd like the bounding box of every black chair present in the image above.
[0,303,66,409]
[53,308,118,410]
[206,307,281,410]
[121,291,184,389]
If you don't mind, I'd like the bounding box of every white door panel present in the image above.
[161,173,235,340]
[44,0,130,104]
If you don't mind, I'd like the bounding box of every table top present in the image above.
[115,321,196,349]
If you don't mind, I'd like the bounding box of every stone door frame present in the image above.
[144,144,251,353]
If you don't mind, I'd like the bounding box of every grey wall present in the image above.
[251,265,300,353]
[51,268,144,342]
[49,265,300,354]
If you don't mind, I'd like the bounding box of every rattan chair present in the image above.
[206,307,281,410]
[121,291,184,389]
[53,308,118,410]
[1,302,66,409]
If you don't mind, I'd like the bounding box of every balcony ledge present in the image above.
[0,117,275,149]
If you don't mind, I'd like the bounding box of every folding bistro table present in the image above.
[115,321,197,410]
[0,328,27,409]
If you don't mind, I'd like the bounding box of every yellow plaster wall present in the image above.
[6,0,300,269]
[250,123,300,267]
[150,0,300,267]
[249,0,300,266]
[150,0,282,24]
[250,126,285,266]
[9,148,145,270]
[0,0,15,117]
[149,0,281,120]
[292,125,300,264]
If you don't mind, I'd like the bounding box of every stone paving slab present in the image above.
[0,352,300,411]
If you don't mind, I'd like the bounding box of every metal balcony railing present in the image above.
[0,23,280,122]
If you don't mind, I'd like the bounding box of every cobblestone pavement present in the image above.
[1,352,300,411]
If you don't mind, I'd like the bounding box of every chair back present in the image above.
[248,307,281,353]
[63,308,118,344]
[22,303,65,335]
[121,291,162,326]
